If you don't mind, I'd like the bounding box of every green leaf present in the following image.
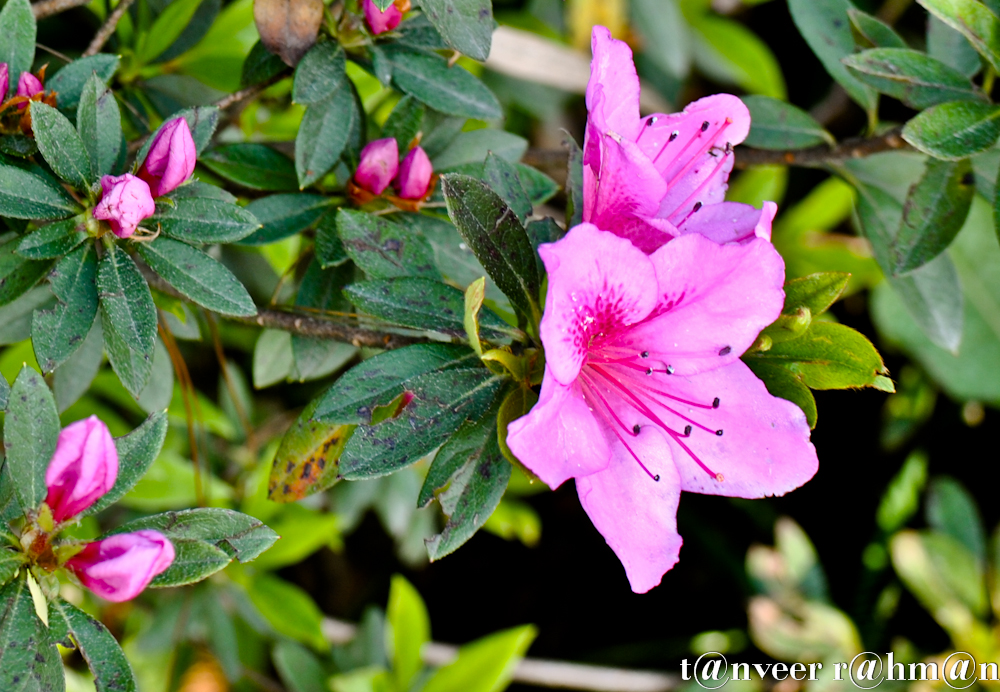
[418,0,493,61]
[0,286,53,347]
[312,343,479,423]
[432,129,528,171]
[782,272,851,317]
[46,55,120,114]
[927,14,981,78]
[0,236,54,307]
[241,193,329,245]
[741,95,834,150]
[387,575,430,690]
[926,476,986,561]
[441,174,541,322]
[339,367,503,479]
[631,0,690,77]
[688,13,786,99]
[153,196,261,244]
[245,573,328,651]
[904,100,1000,160]
[843,48,984,109]
[0,164,79,219]
[200,144,297,191]
[0,578,64,692]
[0,134,36,158]
[847,8,907,48]
[16,217,88,260]
[49,599,136,692]
[2,366,60,510]
[296,92,358,188]
[918,0,1000,73]
[137,237,256,316]
[241,40,287,88]
[314,210,348,268]
[0,548,23,587]
[565,135,583,230]
[85,411,169,515]
[77,74,123,180]
[345,278,516,340]
[892,158,975,274]
[386,46,502,120]
[0,0,36,96]
[138,0,203,63]
[292,41,347,105]
[788,0,879,116]
[150,539,233,587]
[876,451,928,532]
[268,399,352,501]
[337,209,440,279]
[464,277,486,357]
[483,153,532,224]
[97,245,157,397]
[421,625,536,692]
[893,253,965,354]
[0,371,7,410]
[31,242,99,373]
[137,106,219,162]
[30,102,92,189]
[382,95,425,150]
[273,641,328,692]
[742,359,818,428]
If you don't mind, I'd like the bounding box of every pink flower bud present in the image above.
[92,174,156,239]
[354,138,399,195]
[66,530,175,603]
[363,0,403,34]
[16,71,42,110]
[137,117,197,197]
[394,146,433,200]
[0,64,9,100]
[44,416,119,523]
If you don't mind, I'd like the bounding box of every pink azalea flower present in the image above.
[506,224,818,593]
[354,137,399,195]
[394,145,432,200]
[66,530,175,603]
[92,173,156,238]
[44,416,119,523]
[137,117,197,198]
[583,26,775,254]
[363,0,403,35]
[16,71,42,110]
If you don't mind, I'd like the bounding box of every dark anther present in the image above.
[669,131,679,142]
[715,429,724,436]
[646,368,653,376]
[712,397,720,409]
[641,351,649,358]
[718,345,732,356]
[701,121,710,132]
[633,424,641,435]
[647,117,657,126]
[693,202,703,212]
[962,172,975,186]
[653,474,660,482]
[684,425,692,436]
[666,365,675,374]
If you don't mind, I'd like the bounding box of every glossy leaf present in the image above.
[200,144,298,191]
[49,599,136,692]
[77,74,123,180]
[741,95,834,150]
[153,196,261,244]
[85,411,169,515]
[782,272,850,317]
[0,578,64,692]
[843,48,984,109]
[419,0,493,61]
[0,0,35,95]
[98,245,157,397]
[743,358,818,428]
[903,100,1000,160]
[241,193,329,245]
[918,0,1000,72]
[337,209,440,280]
[387,46,502,120]
[138,238,256,316]
[30,102,92,189]
[0,164,79,219]
[2,366,60,510]
[31,243,99,373]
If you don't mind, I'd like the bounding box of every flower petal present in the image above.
[662,360,818,497]
[678,201,777,244]
[627,233,785,375]
[539,223,658,384]
[506,368,610,489]
[586,26,642,143]
[576,426,682,594]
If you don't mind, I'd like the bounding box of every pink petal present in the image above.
[355,137,399,195]
[45,416,118,522]
[626,233,785,376]
[663,361,818,497]
[576,427,682,594]
[586,26,642,144]
[68,530,175,602]
[678,201,777,244]
[538,223,658,385]
[506,368,611,489]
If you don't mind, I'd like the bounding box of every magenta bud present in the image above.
[16,71,42,110]
[92,174,156,239]
[66,530,175,603]
[137,117,197,197]
[395,146,433,200]
[363,0,403,34]
[354,138,399,195]
[0,64,9,100]
[44,416,118,523]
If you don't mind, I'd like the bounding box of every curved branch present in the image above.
[734,127,911,169]
[32,0,90,19]
[83,0,137,57]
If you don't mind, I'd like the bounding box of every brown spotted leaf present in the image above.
[269,400,354,502]
[253,0,323,67]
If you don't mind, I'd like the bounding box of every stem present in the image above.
[82,0,137,57]
[158,319,206,506]
[734,127,910,169]
[32,0,91,19]
[213,76,285,110]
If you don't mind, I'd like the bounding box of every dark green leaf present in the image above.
[888,253,964,354]
[432,129,528,171]
[903,100,1000,159]
[0,578,64,692]
[0,371,7,410]
[516,163,559,206]
[918,0,1000,72]
[240,194,329,245]
[382,95,425,150]
[46,55,120,113]
[98,245,157,397]
[77,74,123,179]
[292,41,347,105]
[0,164,79,219]
[296,93,358,188]
[153,196,261,244]
[742,358,818,428]
[847,8,907,47]
[200,144,298,191]
[290,260,356,382]
[564,134,583,230]
[273,640,328,692]
[53,318,103,413]
[441,174,541,321]
[31,243,99,373]
[398,13,449,50]
[387,46,501,120]
[927,15,981,78]
[138,0,203,63]
[49,599,136,692]
[315,210,348,268]
[86,411,169,515]
[0,0,36,96]
[2,366,60,511]
[843,48,984,109]
[345,277,516,340]
[787,0,879,115]
[138,106,219,161]
[0,548,22,587]
[926,476,986,560]
[483,153,531,224]
[339,367,503,479]
[138,237,256,316]
[0,237,53,307]
[16,217,88,260]
[337,209,440,279]
[170,181,236,203]
[150,539,232,587]
[418,0,493,61]
[741,95,834,150]
[0,135,37,158]
[241,39,288,88]
[312,343,479,424]
[30,102,92,189]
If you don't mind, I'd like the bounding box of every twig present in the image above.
[734,127,910,169]
[83,0,137,57]
[321,618,680,692]
[213,75,284,111]
[32,0,91,19]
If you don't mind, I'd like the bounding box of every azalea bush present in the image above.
[0,0,998,689]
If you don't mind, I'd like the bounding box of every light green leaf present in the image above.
[421,625,536,692]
